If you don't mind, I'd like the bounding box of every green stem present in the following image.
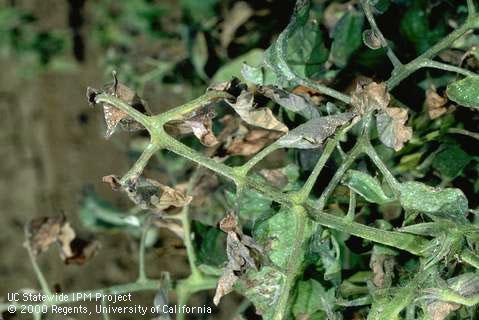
[239,142,281,174]
[94,94,152,130]
[447,127,479,141]
[120,143,160,185]
[360,0,402,68]
[272,206,309,320]
[24,241,52,296]
[364,142,400,191]
[294,134,342,203]
[345,189,356,222]
[386,17,477,89]
[419,60,477,77]
[137,217,151,283]
[315,141,364,211]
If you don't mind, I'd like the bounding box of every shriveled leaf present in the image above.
[222,120,283,156]
[167,107,219,147]
[87,72,151,138]
[103,175,192,211]
[25,216,98,265]
[330,9,364,67]
[226,90,288,132]
[370,245,396,288]
[376,107,412,151]
[342,170,393,204]
[425,88,448,119]
[219,2,253,49]
[277,113,354,149]
[446,76,479,109]
[258,86,320,119]
[214,213,262,305]
[362,29,382,50]
[399,181,468,222]
[351,81,390,115]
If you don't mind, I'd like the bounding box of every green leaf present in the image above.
[212,49,264,83]
[253,208,304,269]
[236,266,285,319]
[446,76,479,108]
[286,19,329,77]
[292,279,336,318]
[330,9,364,67]
[398,181,468,222]
[432,144,472,179]
[225,188,273,223]
[191,32,208,80]
[342,170,393,204]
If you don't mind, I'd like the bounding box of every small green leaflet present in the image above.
[446,76,479,109]
[342,170,393,204]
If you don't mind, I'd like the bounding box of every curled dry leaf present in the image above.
[259,168,289,189]
[362,29,382,50]
[376,107,413,151]
[425,88,448,119]
[217,115,282,156]
[103,175,192,211]
[25,216,98,265]
[258,86,320,119]
[277,113,355,149]
[87,71,151,138]
[369,251,395,288]
[226,90,288,133]
[351,81,390,115]
[166,107,219,147]
[214,213,262,305]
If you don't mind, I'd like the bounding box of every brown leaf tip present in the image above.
[86,87,99,106]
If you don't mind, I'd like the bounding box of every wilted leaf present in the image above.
[363,29,382,50]
[219,2,253,49]
[166,107,219,147]
[103,175,192,211]
[446,76,479,109]
[223,121,283,156]
[258,86,320,119]
[376,107,412,151]
[342,170,393,204]
[226,90,288,133]
[351,81,390,115]
[225,189,273,222]
[213,213,262,305]
[87,72,151,138]
[25,216,98,265]
[330,9,364,67]
[370,245,396,288]
[425,88,448,119]
[398,181,468,222]
[277,113,354,149]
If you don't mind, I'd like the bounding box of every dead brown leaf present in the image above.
[25,216,98,265]
[166,108,219,147]
[259,168,289,189]
[213,213,262,305]
[87,71,151,138]
[425,88,448,119]
[369,253,395,288]
[376,107,413,151]
[226,90,288,133]
[351,81,390,115]
[103,176,192,211]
